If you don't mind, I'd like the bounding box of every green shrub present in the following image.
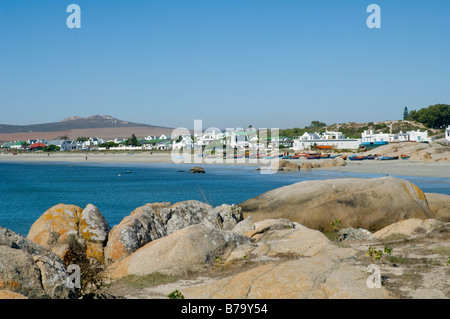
[168,289,185,299]
[117,272,177,289]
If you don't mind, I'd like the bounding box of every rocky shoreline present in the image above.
[1,176,449,299]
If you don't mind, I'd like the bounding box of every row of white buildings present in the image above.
[2,127,441,152]
[291,129,434,151]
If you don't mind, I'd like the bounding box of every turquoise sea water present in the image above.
[0,162,449,236]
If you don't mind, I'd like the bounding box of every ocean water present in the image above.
[0,162,449,236]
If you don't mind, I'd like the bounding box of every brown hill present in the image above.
[0,115,174,141]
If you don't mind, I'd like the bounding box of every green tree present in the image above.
[99,141,119,149]
[407,104,450,129]
[127,134,140,147]
[403,107,409,120]
[43,145,61,152]
[76,137,89,142]
[309,121,327,128]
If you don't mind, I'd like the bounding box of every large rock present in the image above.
[109,224,251,278]
[271,160,300,171]
[27,204,110,263]
[189,166,205,173]
[104,201,243,264]
[182,223,390,299]
[182,255,392,299]
[239,177,434,232]
[320,157,347,168]
[0,226,76,299]
[104,203,169,265]
[425,193,450,222]
[0,290,28,299]
[337,227,376,242]
[373,218,445,240]
[228,220,355,262]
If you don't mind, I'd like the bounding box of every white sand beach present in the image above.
[1,151,449,178]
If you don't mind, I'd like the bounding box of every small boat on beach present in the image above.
[401,154,410,160]
[315,145,333,150]
[378,156,399,160]
[348,155,364,161]
[306,155,321,160]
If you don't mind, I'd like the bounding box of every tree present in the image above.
[127,134,140,147]
[309,121,327,128]
[43,145,61,152]
[76,137,89,142]
[99,141,118,149]
[403,107,409,120]
[406,104,450,129]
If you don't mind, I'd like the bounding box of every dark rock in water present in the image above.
[189,166,205,173]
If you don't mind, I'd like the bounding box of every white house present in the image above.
[82,137,104,149]
[47,139,78,151]
[172,135,194,150]
[158,134,168,140]
[320,131,345,140]
[446,125,450,142]
[408,129,431,143]
[361,130,393,144]
[396,130,431,143]
[292,138,361,151]
[300,132,321,140]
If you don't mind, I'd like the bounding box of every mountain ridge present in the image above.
[0,115,172,134]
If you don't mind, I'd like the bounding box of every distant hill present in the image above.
[0,115,174,141]
[0,115,170,134]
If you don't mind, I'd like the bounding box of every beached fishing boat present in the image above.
[306,155,321,159]
[319,154,331,159]
[315,145,333,150]
[401,154,410,160]
[378,156,399,160]
[348,155,364,161]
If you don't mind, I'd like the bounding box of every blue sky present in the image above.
[1,0,449,129]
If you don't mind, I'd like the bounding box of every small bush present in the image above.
[381,233,409,242]
[168,289,185,299]
[116,272,177,289]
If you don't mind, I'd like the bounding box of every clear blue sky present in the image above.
[1,0,449,130]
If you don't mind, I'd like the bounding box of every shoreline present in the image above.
[1,151,450,178]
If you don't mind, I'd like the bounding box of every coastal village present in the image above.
[2,125,449,158]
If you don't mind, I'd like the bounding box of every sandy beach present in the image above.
[1,151,449,178]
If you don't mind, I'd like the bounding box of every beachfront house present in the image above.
[172,135,194,150]
[292,137,361,151]
[446,125,450,142]
[300,132,321,140]
[320,131,345,140]
[291,130,360,151]
[158,134,168,140]
[227,130,258,149]
[47,139,78,151]
[407,129,431,143]
[361,130,392,145]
